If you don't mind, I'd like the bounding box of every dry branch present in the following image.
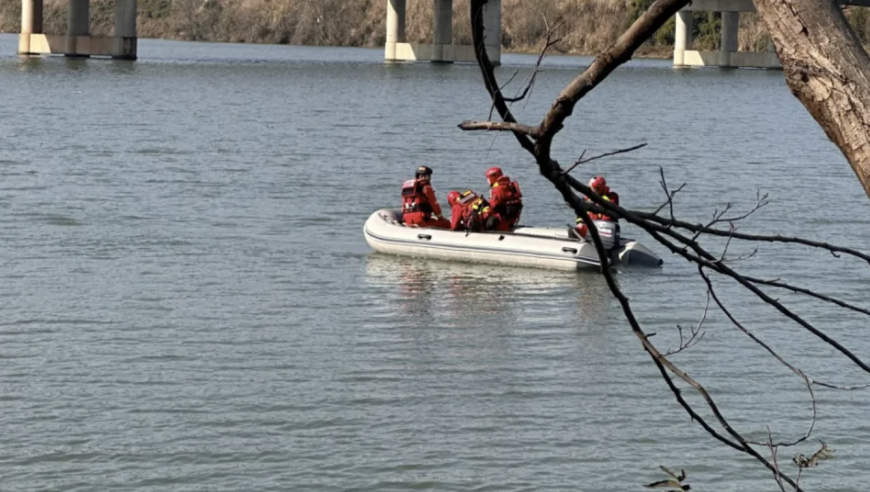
[457,120,541,136]
[561,143,648,176]
[463,1,870,490]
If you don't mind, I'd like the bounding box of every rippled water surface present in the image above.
[1,34,869,491]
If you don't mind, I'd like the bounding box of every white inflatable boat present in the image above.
[363,209,663,271]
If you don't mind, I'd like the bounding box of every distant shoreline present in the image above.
[0,0,689,62]
[0,30,675,61]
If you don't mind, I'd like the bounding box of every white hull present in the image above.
[363,209,662,271]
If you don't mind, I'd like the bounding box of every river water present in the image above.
[1,34,869,491]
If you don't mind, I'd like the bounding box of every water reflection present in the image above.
[63,57,88,71]
[110,59,137,74]
[364,253,614,325]
[16,56,44,72]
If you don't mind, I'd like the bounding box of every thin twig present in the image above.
[654,167,685,225]
[767,426,789,492]
[745,275,870,319]
[702,267,863,393]
[666,291,709,356]
[488,70,520,120]
[561,143,648,175]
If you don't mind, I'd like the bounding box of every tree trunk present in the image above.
[755,0,870,199]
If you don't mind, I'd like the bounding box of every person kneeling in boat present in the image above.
[574,176,620,238]
[401,166,450,228]
[485,166,523,231]
[447,190,500,232]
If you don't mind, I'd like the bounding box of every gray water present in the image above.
[1,34,869,492]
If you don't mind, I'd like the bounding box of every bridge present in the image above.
[383,0,781,68]
[12,0,869,68]
[18,0,136,59]
[674,0,779,68]
[385,0,503,65]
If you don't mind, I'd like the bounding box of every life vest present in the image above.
[457,190,491,232]
[490,177,523,224]
[585,189,618,221]
[401,179,433,215]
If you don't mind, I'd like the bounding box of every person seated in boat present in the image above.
[401,166,450,228]
[587,176,620,218]
[574,176,620,238]
[485,166,523,231]
[447,190,500,232]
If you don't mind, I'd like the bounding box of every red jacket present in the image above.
[488,176,523,227]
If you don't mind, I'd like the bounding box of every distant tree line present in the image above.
[1,0,869,56]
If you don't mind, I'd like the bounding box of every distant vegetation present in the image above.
[2,0,869,57]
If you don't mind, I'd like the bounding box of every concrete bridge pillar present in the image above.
[113,0,138,59]
[673,11,692,67]
[18,0,137,59]
[18,0,43,55]
[383,0,500,64]
[66,0,90,57]
[385,0,406,61]
[483,0,501,64]
[432,0,453,62]
[720,11,739,67]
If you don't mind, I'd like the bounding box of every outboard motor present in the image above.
[592,219,621,251]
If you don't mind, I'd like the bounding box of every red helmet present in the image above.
[485,167,504,185]
[447,191,461,206]
[589,176,606,193]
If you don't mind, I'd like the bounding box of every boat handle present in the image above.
[417,234,432,240]
[562,247,578,254]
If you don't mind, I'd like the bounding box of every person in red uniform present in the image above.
[574,176,620,238]
[485,167,523,231]
[447,190,496,232]
[401,166,450,228]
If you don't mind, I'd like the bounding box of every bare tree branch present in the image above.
[533,0,692,159]
[513,15,563,107]
[488,70,520,120]
[745,275,870,319]
[560,175,870,264]
[468,0,536,154]
[701,268,821,448]
[578,202,804,491]
[666,291,709,356]
[767,427,790,492]
[654,167,686,223]
[462,2,870,490]
[457,120,541,136]
[561,143,648,175]
[632,209,870,264]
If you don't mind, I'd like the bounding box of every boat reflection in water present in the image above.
[363,253,617,331]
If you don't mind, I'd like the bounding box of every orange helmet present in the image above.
[589,176,607,193]
[447,191,461,206]
[485,167,504,185]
